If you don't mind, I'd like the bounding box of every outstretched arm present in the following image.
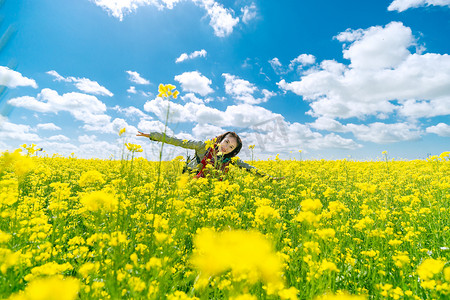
[137,131,204,151]
[234,159,284,180]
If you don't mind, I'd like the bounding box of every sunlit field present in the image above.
[1,145,449,300]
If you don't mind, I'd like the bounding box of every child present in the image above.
[136,131,284,180]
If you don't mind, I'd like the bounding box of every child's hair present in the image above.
[214,131,242,159]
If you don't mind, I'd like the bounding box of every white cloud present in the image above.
[223,73,275,105]
[288,54,316,70]
[46,70,66,81]
[83,117,138,134]
[192,123,225,140]
[181,92,208,104]
[137,119,174,135]
[269,58,282,68]
[47,70,113,97]
[397,98,450,118]
[48,135,70,142]
[241,3,257,24]
[8,88,106,114]
[269,55,316,75]
[92,0,240,37]
[238,120,361,155]
[0,116,41,142]
[336,22,415,70]
[113,105,152,120]
[37,123,62,131]
[309,117,346,132]
[278,22,450,120]
[174,71,214,96]
[345,122,422,143]
[7,88,126,133]
[126,70,150,85]
[0,66,37,88]
[194,0,239,37]
[143,95,282,127]
[79,135,98,144]
[90,0,182,21]
[309,117,426,143]
[426,123,450,137]
[388,0,450,12]
[127,86,137,94]
[72,77,114,97]
[176,49,207,63]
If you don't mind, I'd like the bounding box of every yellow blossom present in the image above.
[191,228,284,287]
[125,143,143,153]
[80,190,118,212]
[417,258,446,280]
[10,276,80,300]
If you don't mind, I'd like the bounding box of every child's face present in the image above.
[219,135,237,155]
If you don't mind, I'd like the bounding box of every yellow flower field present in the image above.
[1,147,449,299]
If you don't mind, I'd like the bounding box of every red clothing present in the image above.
[195,144,231,180]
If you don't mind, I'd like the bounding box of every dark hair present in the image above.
[214,131,242,159]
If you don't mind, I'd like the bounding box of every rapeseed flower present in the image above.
[8,276,80,300]
[417,258,446,280]
[191,228,284,287]
[315,293,366,299]
[125,143,143,153]
[301,198,322,211]
[80,190,118,212]
[157,83,179,99]
[78,170,105,187]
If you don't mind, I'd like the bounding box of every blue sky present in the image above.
[1,0,449,161]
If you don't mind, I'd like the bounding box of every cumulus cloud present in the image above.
[278,22,450,121]
[269,54,316,75]
[222,73,275,105]
[137,119,174,135]
[237,119,361,156]
[92,0,241,37]
[192,123,225,139]
[127,86,137,94]
[47,70,113,97]
[0,66,37,89]
[194,0,240,37]
[143,95,282,128]
[174,71,214,96]
[48,135,70,142]
[388,0,450,12]
[310,117,424,143]
[426,123,450,137]
[7,88,130,134]
[90,0,182,21]
[344,122,422,143]
[288,54,316,70]
[176,49,207,63]
[113,105,152,120]
[241,3,257,24]
[79,135,98,144]
[37,123,62,131]
[181,92,210,104]
[126,70,150,85]
[0,116,41,142]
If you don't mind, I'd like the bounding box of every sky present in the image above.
[0,0,449,161]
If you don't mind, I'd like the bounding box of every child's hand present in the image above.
[136,131,149,138]
[271,176,285,181]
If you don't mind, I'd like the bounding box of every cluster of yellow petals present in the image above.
[158,83,179,99]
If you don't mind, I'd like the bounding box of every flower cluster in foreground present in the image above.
[0,148,449,299]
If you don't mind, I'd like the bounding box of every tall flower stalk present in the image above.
[151,84,179,244]
[155,84,179,195]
